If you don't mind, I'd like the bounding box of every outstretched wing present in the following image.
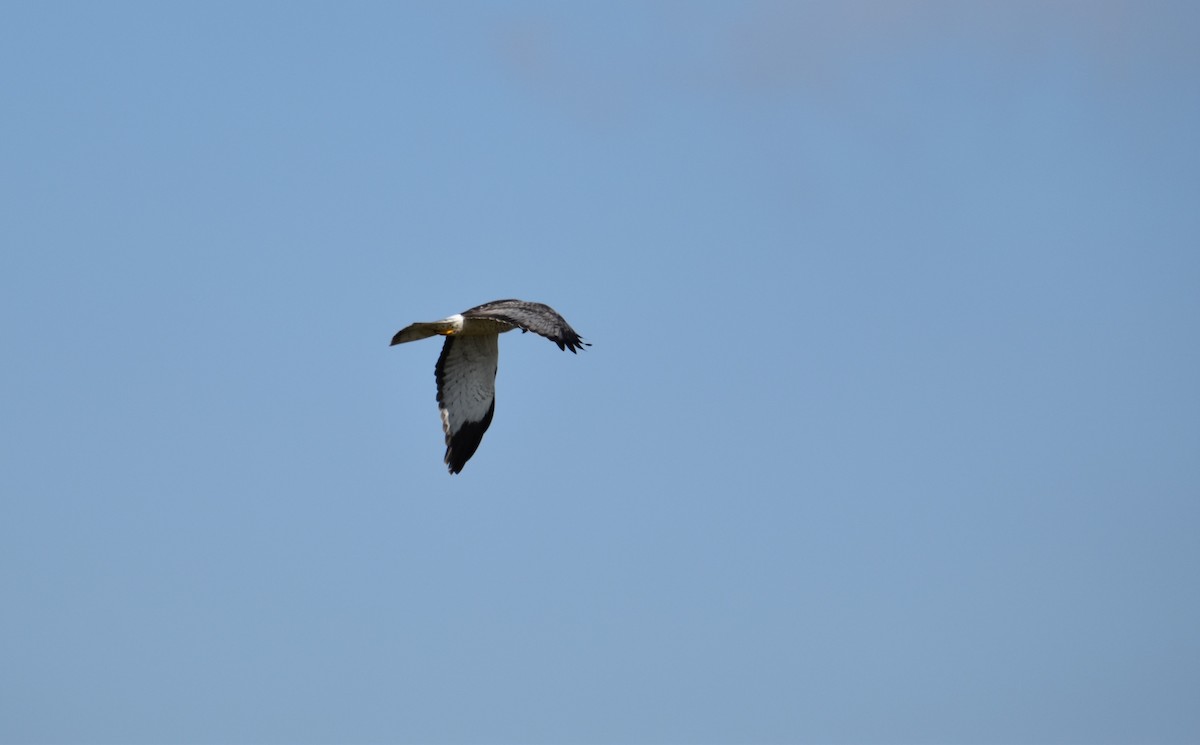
[462,299,590,353]
[435,334,499,474]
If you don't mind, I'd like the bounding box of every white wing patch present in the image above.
[437,334,499,438]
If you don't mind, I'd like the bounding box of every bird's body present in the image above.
[390,299,588,474]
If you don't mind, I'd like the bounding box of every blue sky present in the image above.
[2,2,1198,742]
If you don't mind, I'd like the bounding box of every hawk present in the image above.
[390,299,589,474]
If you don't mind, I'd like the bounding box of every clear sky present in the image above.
[2,2,1198,743]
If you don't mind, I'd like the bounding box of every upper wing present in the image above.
[462,299,590,353]
[435,334,499,474]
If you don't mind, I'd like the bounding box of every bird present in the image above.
[390,299,589,474]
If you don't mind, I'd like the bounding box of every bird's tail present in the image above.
[390,321,458,346]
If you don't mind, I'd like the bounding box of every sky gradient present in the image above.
[2,2,1199,743]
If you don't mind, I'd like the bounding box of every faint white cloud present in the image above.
[488,0,1197,119]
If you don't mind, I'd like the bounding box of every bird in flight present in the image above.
[390,299,589,474]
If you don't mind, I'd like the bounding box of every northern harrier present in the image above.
[391,299,589,474]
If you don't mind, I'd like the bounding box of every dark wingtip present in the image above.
[442,400,495,475]
[389,331,403,346]
[445,451,467,474]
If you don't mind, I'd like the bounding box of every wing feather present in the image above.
[435,335,499,474]
[461,299,590,353]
